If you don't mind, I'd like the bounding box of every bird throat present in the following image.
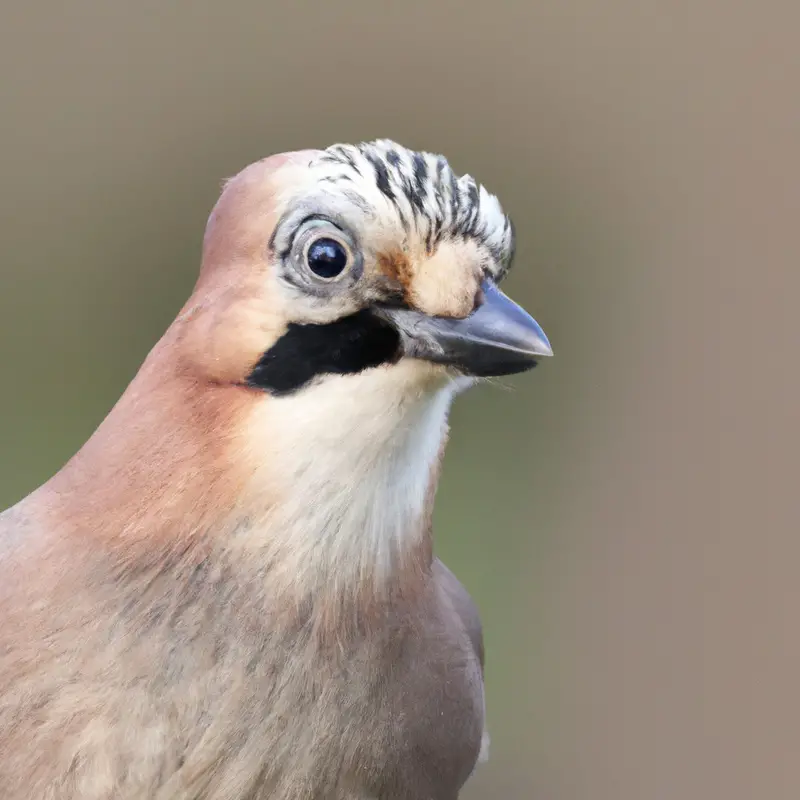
[240,363,456,597]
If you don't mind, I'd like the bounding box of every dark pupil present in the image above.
[306,238,348,278]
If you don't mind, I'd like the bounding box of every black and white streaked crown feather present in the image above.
[311,140,516,282]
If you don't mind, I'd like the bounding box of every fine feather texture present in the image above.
[237,361,472,599]
[311,140,515,280]
[0,141,526,799]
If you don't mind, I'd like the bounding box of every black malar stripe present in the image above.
[247,310,402,396]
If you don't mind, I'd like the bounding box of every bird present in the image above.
[0,139,552,799]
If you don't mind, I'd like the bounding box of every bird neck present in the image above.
[236,362,457,602]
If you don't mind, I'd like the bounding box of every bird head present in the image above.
[179,140,551,399]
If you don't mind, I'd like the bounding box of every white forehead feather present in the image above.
[299,140,516,281]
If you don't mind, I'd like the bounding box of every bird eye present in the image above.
[304,236,351,280]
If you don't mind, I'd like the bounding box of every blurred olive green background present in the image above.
[0,1,795,798]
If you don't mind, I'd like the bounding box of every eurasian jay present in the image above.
[0,140,551,799]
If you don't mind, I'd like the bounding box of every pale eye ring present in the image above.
[303,235,353,280]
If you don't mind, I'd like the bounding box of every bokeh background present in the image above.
[0,2,794,797]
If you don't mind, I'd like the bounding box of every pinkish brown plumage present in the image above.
[0,141,551,799]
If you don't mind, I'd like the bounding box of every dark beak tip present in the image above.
[438,287,552,377]
[512,315,553,361]
[479,282,553,359]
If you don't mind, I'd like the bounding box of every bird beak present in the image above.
[381,281,553,377]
